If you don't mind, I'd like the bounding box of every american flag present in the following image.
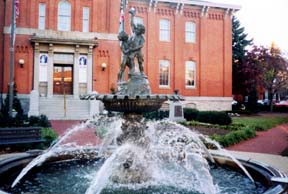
[119,9,124,24]
[15,0,20,19]
[119,9,125,32]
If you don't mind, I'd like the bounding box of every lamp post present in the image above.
[8,0,16,117]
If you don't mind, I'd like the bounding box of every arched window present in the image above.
[159,60,170,87]
[185,61,196,88]
[58,1,71,31]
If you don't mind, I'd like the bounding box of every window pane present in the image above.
[159,60,170,86]
[185,61,196,87]
[185,22,196,43]
[58,1,71,31]
[159,19,170,41]
[83,7,89,32]
[39,3,46,29]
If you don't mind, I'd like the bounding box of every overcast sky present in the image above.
[209,0,288,53]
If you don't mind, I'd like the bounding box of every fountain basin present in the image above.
[0,149,287,194]
[80,94,183,113]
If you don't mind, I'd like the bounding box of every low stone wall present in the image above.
[183,96,233,111]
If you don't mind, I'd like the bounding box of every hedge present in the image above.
[211,127,256,147]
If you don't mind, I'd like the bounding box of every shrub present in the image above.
[143,110,169,120]
[0,114,51,128]
[41,127,58,146]
[211,127,256,147]
[197,111,232,125]
[183,108,199,121]
[28,115,51,127]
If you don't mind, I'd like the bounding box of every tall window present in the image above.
[82,7,90,32]
[185,22,196,43]
[58,1,71,31]
[185,61,196,87]
[134,16,144,25]
[38,3,46,30]
[159,19,170,41]
[159,60,170,87]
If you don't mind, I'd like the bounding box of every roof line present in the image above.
[156,0,241,10]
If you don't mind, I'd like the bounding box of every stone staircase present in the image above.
[39,96,91,120]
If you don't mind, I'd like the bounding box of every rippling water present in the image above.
[5,159,266,194]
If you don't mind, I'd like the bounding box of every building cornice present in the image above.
[30,36,98,47]
[3,27,118,42]
[146,0,240,10]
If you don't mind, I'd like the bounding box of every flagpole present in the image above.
[8,0,16,117]
[119,0,126,33]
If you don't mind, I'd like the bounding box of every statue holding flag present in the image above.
[117,1,150,96]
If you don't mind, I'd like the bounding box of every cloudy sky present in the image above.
[209,0,288,53]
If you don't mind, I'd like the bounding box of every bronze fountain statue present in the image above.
[82,5,182,146]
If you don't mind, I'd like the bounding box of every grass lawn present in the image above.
[232,114,288,131]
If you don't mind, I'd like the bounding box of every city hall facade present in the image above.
[0,0,240,119]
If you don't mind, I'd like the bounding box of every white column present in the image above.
[73,45,80,98]
[87,45,93,94]
[47,43,54,98]
[33,43,40,90]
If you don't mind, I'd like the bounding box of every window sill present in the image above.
[159,86,170,89]
[185,86,196,89]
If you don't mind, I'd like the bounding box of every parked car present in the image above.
[274,100,288,107]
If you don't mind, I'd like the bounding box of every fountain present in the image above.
[0,2,287,194]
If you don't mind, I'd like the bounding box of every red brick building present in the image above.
[0,0,240,119]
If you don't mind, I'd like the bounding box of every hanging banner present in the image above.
[79,55,87,83]
[39,54,48,82]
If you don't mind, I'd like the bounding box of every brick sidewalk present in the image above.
[227,124,288,155]
[50,120,101,146]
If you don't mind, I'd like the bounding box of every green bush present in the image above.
[211,127,256,147]
[29,115,51,127]
[197,111,232,125]
[183,108,199,121]
[0,114,51,128]
[41,128,58,146]
[143,110,169,120]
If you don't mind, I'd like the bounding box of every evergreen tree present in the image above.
[232,16,253,99]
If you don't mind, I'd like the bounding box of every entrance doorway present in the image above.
[53,65,73,95]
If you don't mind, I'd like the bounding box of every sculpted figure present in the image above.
[117,7,146,82]
[118,31,133,82]
[129,9,145,74]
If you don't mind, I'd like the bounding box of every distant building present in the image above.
[0,0,240,119]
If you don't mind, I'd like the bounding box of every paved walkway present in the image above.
[50,120,101,146]
[227,124,288,155]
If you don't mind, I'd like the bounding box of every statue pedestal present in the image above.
[169,101,186,122]
[117,73,151,96]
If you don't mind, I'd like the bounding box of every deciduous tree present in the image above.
[244,45,288,111]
